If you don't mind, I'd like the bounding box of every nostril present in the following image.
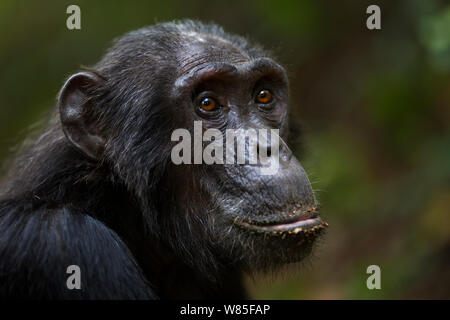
[279,143,293,164]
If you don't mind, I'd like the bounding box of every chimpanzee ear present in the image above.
[59,72,105,160]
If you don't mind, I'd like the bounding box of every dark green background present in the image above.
[0,0,449,299]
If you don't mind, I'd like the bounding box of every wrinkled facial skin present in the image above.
[161,36,327,270]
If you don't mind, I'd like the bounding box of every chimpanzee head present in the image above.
[58,20,327,277]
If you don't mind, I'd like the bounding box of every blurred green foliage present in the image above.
[0,0,449,299]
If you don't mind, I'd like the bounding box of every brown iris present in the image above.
[256,89,272,104]
[200,97,217,111]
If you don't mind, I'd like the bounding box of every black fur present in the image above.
[0,20,324,299]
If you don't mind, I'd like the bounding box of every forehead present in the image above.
[176,31,252,76]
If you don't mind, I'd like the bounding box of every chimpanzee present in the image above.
[0,20,327,299]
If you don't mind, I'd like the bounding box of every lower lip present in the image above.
[236,216,326,233]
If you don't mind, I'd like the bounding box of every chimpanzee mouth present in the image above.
[233,207,328,235]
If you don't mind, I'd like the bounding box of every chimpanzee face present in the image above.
[162,33,327,268]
